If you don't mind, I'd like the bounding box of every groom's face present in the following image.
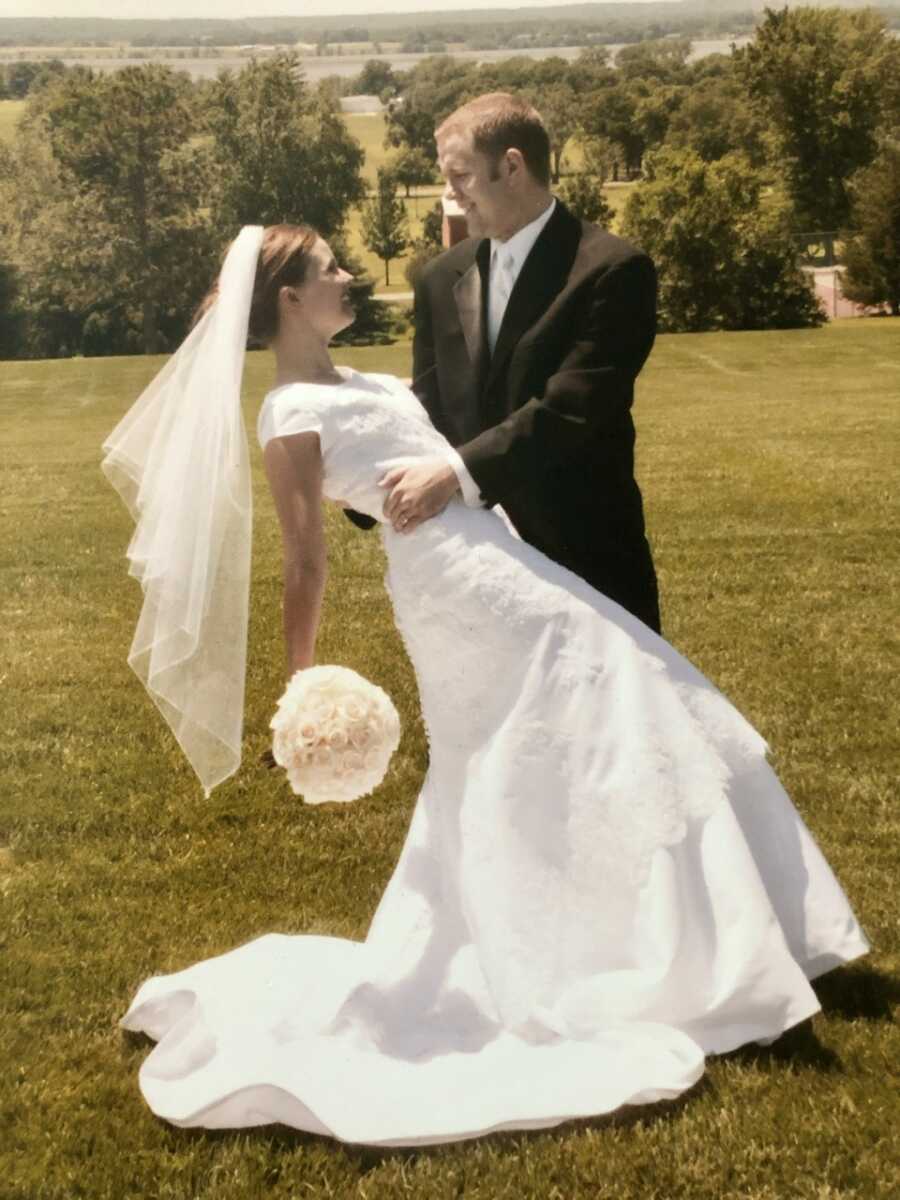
[437,131,511,240]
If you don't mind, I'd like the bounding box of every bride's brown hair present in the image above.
[193,224,319,346]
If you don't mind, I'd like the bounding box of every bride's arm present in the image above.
[262,431,326,676]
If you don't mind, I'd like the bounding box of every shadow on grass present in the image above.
[813,964,899,1023]
[337,1080,715,1170]
[715,963,899,1075]
[722,1018,842,1072]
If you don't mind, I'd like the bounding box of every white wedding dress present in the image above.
[121,368,868,1146]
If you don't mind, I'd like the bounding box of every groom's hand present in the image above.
[379,459,460,533]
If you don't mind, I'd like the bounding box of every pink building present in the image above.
[807,267,888,320]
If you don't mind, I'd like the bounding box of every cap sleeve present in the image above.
[258,385,324,449]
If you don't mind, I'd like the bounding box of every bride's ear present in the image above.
[279,284,302,311]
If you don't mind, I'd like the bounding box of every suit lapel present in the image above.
[452,239,490,389]
[486,202,581,388]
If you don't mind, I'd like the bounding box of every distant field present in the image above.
[1,319,897,1198]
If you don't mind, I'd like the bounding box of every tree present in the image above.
[34,65,215,354]
[329,236,400,347]
[419,201,444,249]
[315,75,344,106]
[735,7,900,230]
[0,257,23,358]
[567,47,613,95]
[404,200,444,288]
[389,146,435,198]
[532,82,578,183]
[478,55,543,95]
[385,56,476,163]
[575,133,619,184]
[557,174,613,227]
[633,82,687,155]
[353,59,399,99]
[1,60,66,99]
[621,148,823,333]
[664,73,769,166]
[0,121,87,358]
[205,53,365,236]
[616,38,692,85]
[688,52,734,85]
[841,141,900,316]
[360,168,409,286]
[530,55,576,91]
[579,81,647,178]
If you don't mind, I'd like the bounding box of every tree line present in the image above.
[2,3,898,53]
[369,6,900,326]
[0,5,803,51]
[0,59,67,99]
[1,7,898,361]
[0,56,398,360]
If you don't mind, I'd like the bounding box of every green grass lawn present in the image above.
[0,98,25,143]
[2,321,898,1199]
[343,112,394,187]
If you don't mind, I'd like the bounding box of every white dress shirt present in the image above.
[446,199,557,506]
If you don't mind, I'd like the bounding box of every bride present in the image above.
[104,225,868,1147]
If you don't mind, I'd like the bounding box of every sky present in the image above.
[1,0,684,20]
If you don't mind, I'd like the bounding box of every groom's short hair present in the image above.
[436,93,552,188]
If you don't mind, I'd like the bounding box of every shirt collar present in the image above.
[490,197,556,279]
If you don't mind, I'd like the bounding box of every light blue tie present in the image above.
[488,249,515,355]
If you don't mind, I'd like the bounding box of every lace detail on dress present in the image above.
[259,371,452,522]
[383,499,750,900]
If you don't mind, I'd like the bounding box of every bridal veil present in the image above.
[101,226,264,795]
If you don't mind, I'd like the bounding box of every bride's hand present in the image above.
[379,459,460,533]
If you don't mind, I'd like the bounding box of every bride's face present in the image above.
[286,238,355,341]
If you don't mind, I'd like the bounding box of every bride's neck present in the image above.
[272,334,342,388]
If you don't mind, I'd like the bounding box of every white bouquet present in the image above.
[270,665,401,804]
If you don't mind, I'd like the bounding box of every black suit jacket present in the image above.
[412,200,661,632]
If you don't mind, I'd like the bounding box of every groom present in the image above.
[379,92,661,632]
